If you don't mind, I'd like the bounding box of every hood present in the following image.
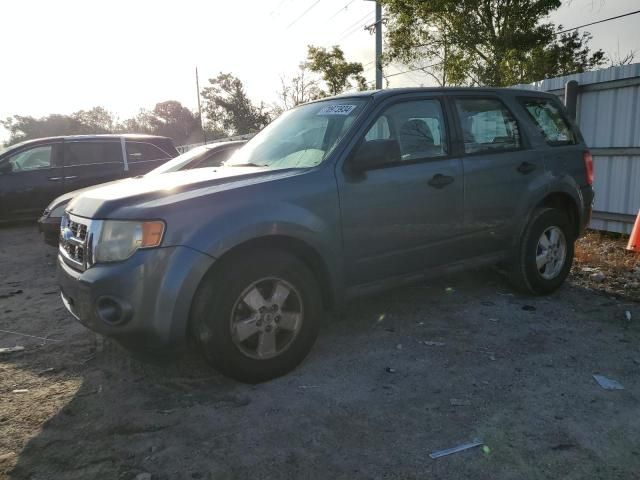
[66,166,303,219]
[46,179,123,213]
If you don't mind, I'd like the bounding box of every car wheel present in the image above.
[510,207,575,295]
[191,249,322,383]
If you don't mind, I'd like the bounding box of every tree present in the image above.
[306,45,368,96]
[72,106,116,133]
[200,73,271,136]
[277,64,322,111]
[1,112,112,146]
[381,0,607,86]
[147,101,200,145]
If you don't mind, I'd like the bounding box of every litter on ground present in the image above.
[0,346,25,354]
[593,374,625,390]
[430,440,484,459]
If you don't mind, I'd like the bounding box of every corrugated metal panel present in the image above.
[513,63,640,234]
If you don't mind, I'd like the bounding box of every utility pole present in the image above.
[375,0,382,89]
[365,0,383,89]
[195,67,207,144]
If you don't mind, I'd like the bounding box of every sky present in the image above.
[1,0,639,143]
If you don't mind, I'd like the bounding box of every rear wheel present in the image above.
[191,249,322,383]
[510,208,575,294]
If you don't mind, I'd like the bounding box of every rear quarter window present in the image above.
[519,97,576,146]
[126,141,173,163]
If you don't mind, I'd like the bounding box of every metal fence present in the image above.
[514,63,640,234]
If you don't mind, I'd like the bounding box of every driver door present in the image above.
[0,142,65,220]
[337,97,464,287]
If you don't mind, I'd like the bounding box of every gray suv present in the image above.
[57,88,594,383]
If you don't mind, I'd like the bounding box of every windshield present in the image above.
[225,98,368,169]
[145,145,209,176]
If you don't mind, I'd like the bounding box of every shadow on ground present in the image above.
[1,225,639,479]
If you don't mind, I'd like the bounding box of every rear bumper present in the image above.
[57,245,215,351]
[579,185,595,235]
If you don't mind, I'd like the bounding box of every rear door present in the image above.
[62,139,125,192]
[0,142,65,220]
[337,96,464,286]
[451,95,546,255]
[125,140,176,175]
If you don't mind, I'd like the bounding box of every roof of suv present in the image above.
[326,87,556,101]
[3,134,173,153]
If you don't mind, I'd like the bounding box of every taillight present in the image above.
[583,150,594,185]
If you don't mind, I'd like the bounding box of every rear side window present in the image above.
[454,98,521,154]
[64,141,122,166]
[519,98,576,146]
[126,142,171,163]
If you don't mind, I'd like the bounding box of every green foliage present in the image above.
[381,0,607,86]
[306,45,367,96]
[201,73,271,136]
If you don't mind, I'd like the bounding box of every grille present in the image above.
[59,215,91,271]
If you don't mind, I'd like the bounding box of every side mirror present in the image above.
[350,139,401,171]
[0,162,13,175]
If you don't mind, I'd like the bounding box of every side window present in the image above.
[363,99,448,161]
[4,145,53,172]
[64,141,122,166]
[126,142,171,163]
[454,98,521,154]
[519,98,576,146]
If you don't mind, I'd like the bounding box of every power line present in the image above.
[286,0,322,29]
[339,11,374,35]
[385,62,442,78]
[338,11,375,42]
[555,9,640,35]
[327,0,356,21]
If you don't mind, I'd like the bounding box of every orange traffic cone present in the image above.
[628,209,640,252]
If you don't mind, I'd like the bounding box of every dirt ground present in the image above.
[1,224,639,480]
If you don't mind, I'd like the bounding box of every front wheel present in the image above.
[191,249,322,383]
[509,207,575,295]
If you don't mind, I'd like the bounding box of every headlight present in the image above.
[94,220,165,263]
[49,202,69,218]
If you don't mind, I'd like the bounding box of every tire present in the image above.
[190,248,322,383]
[509,207,575,295]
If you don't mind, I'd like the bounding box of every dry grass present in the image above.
[571,229,640,301]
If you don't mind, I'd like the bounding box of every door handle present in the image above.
[517,161,537,174]
[427,173,454,189]
[48,177,62,181]
[64,176,78,180]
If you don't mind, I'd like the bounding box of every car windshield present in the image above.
[146,146,210,176]
[224,98,368,170]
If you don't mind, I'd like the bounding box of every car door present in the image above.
[451,95,546,255]
[0,142,65,220]
[337,96,464,287]
[62,139,125,192]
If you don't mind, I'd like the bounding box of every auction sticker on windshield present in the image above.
[317,104,357,115]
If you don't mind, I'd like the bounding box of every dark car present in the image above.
[57,88,594,383]
[38,140,246,245]
[0,134,178,223]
